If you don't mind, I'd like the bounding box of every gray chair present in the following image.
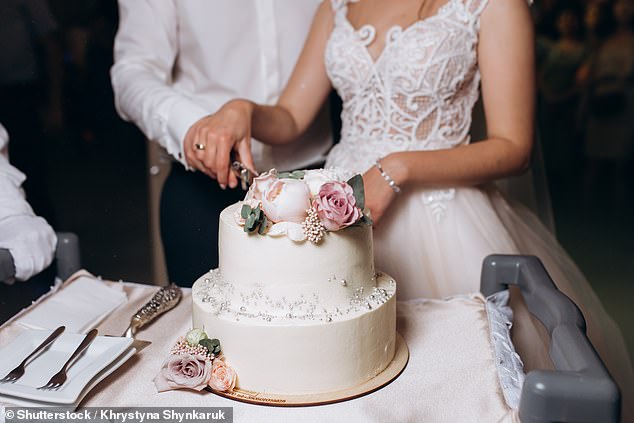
[481,254,621,423]
[0,231,81,284]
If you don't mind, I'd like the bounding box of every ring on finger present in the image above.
[194,143,206,151]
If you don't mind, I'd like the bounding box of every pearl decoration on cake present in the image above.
[170,336,213,359]
[302,207,326,243]
[193,269,396,323]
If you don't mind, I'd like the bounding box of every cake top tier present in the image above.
[235,168,372,243]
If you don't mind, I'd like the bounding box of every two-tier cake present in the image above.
[192,169,397,395]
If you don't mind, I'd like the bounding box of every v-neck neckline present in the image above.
[340,0,457,65]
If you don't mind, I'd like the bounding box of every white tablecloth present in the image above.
[0,277,520,423]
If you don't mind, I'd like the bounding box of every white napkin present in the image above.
[15,276,127,333]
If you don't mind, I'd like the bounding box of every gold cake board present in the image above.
[206,333,409,407]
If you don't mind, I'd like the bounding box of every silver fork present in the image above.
[0,326,66,383]
[38,328,98,391]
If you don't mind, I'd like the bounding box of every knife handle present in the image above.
[125,284,182,337]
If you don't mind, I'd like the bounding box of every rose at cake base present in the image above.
[191,169,397,395]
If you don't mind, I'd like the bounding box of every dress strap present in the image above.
[329,0,358,13]
[464,0,491,19]
[464,0,533,20]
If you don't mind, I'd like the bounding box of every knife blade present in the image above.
[108,284,183,352]
[231,160,258,191]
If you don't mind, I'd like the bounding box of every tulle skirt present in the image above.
[373,184,634,420]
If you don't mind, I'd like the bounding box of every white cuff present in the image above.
[165,98,211,169]
[1,217,57,281]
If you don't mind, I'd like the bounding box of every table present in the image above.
[0,277,520,423]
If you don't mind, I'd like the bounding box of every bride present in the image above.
[184,0,632,415]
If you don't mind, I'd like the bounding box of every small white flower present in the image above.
[268,222,307,242]
[303,169,341,196]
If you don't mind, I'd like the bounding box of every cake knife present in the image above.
[231,160,258,191]
[107,284,183,352]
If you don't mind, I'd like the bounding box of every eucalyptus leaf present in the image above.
[347,174,365,210]
[241,204,251,219]
[209,338,222,354]
[245,214,257,232]
[278,170,305,180]
[198,338,214,352]
[258,216,269,235]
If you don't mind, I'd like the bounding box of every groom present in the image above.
[111,1,333,286]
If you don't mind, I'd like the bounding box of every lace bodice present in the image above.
[325,0,490,173]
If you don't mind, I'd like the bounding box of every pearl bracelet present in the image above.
[374,159,401,194]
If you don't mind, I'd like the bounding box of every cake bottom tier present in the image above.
[192,273,397,395]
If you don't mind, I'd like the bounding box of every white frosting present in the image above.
[192,202,397,394]
[193,273,396,394]
[220,203,376,314]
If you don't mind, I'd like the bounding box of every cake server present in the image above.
[108,284,183,352]
[231,160,258,190]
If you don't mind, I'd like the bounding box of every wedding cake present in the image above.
[192,169,396,395]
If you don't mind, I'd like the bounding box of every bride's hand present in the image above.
[362,166,397,226]
[363,155,407,225]
[183,99,256,189]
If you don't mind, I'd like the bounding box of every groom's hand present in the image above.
[184,100,256,189]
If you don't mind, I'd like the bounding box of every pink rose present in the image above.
[154,354,212,392]
[261,179,311,223]
[313,181,361,231]
[245,169,278,201]
[208,359,237,392]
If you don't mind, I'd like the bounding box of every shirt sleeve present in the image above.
[110,0,210,168]
[0,130,56,282]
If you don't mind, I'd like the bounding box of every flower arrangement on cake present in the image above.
[154,328,237,393]
[236,169,372,243]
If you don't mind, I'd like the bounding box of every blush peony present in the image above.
[261,179,311,223]
[245,169,278,201]
[313,181,361,231]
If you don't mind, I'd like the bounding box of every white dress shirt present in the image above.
[0,124,56,283]
[111,0,332,172]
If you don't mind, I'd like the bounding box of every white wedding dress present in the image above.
[324,0,633,416]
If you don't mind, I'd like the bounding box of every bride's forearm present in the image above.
[250,103,302,146]
[381,137,532,189]
[226,99,302,146]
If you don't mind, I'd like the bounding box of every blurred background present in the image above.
[0,0,632,357]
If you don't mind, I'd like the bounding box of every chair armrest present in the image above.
[0,248,16,283]
[55,232,81,281]
[480,254,621,423]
